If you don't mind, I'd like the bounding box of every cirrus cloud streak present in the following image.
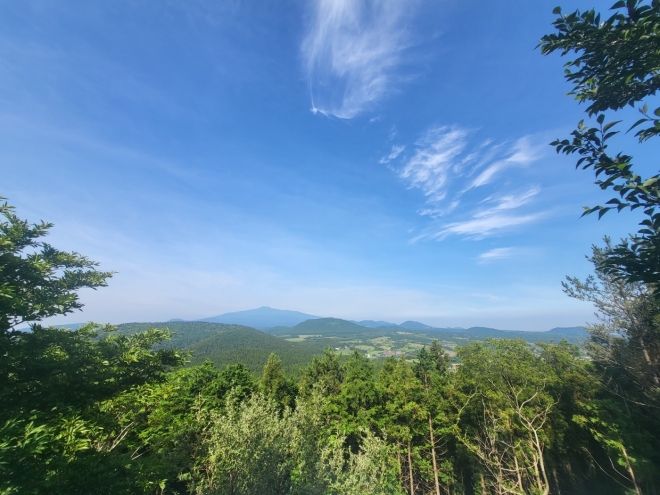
[387,125,547,240]
[301,0,419,119]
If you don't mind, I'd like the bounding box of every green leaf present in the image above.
[602,120,620,133]
[629,118,648,131]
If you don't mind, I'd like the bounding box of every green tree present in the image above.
[320,430,404,495]
[0,199,185,421]
[1,323,183,422]
[539,1,660,288]
[0,198,184,494]
[0,199,113,334]
[331,350,381,443]
[378,357,424,495]
[564,243,660,399]
[260,353,297,411]
[413,342,454,495]
[191,393,295,495]
[299,348,344,398]
[563,246,660,492]
[191,392,332,495]
[100,362,254,493]
[456,340,558,495]
[540,7,660,489]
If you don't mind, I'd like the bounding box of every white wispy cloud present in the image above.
[467,136,543,190]
[477,247,518,264]
[475,187,540,217]
[418,200,459,218]
[301,0,418,119]
[393,125,547,239]
[431,188,542,239]
[380,144,405,163]
[399,126,469,202]
[435,213,541,240]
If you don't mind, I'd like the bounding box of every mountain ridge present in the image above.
[196,306,321,329]
[167,308,585,334]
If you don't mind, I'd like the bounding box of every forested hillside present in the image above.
[112,319,588,377]
[185,326,327,375]
[271,317,375,336]
[116,321,328,375]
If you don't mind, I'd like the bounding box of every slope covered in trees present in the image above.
[113,319,588,376]
[271,317,379,337]
[185,326,328,375]
[116,321,329,375]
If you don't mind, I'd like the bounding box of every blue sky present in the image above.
[2,0,653,330]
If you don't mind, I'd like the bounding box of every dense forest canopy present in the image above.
[2,1,660,494]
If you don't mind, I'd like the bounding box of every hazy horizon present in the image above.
[39,305,585,333]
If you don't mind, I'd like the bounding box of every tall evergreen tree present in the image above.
[260,353,297,411]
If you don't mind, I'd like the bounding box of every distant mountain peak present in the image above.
[399,320,433,330]
[198,307,321,330]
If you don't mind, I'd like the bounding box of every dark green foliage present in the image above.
[540,1,660,116]
[299,348,344,397]
[115,321,226,348]
[454,339,631,494]
[540,8,660,489]
[377,357,425,484]
[563,244,660,491]
[328,351,381,447]
[0,198,185,494]
[1,323,184,423]
[564,243,660,401]
[188,328,327,377]
[414,340,449,382]
[260,353,297,410]
[0,323,187,494]
[100,362,256,493]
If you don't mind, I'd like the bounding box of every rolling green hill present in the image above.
[270,317,587,343]
[116,321,229,348]
[115,321,329,376]
[113,319,587,376]
[186,326,329,375]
